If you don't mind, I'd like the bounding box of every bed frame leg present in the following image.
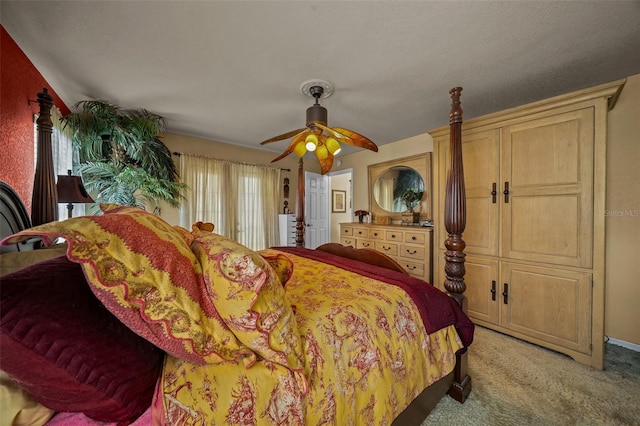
[447,294,472,403]
[449,351,471,403]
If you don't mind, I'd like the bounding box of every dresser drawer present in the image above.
[341,226,354,236]
[354,227,369,238]
[341,236,356,247]
[369,228,385,240]
[375,241,398,257]
[401,260,426,279]
[404,231,426,245]
[399,244,426,260]
[385,230,403,242]
[356,238,375,250]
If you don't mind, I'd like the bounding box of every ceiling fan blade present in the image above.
[315,124,378,152]
[331,127,379,152]
[270,130,310,163]
[316,151,334,175]
[260,128,307,145]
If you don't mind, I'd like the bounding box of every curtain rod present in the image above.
[172,151,291,172]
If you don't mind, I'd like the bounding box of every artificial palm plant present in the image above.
[62,100,186,214]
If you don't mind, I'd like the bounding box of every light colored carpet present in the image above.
[422,327,640,425]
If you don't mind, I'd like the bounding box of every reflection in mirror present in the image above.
[373,166,424,213]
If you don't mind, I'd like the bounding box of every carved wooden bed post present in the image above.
[295,157,305,247]
[31,88,58,226]
[443,87,471,402]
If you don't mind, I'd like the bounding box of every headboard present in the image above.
[0,181,35,253]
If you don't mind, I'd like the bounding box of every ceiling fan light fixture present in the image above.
[293,141,307,157]
[305,133,318,151]
[316,143,329,160]
[325,137,341,155]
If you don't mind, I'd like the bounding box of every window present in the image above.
[178,154,281,251]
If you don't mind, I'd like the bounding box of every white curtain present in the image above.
[179,153,281,251]
[34,107,85,219]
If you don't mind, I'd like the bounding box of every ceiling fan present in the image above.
[260,80,378,175]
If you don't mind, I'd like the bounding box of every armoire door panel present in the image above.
[502,108,594,267]
[463,130,500,256]
[501,262,592,354]
[436,130,500,257]
[508,195,583,264]
[509,119,582,187]
[465,197,496,255]
[465,256,500,324]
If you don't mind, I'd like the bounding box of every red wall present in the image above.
[1,25,70,212]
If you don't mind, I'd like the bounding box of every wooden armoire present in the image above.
[430,79,626,369]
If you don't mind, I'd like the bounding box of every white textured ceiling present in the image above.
[3,1,640,156]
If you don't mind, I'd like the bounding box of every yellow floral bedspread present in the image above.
[157,249,463,426]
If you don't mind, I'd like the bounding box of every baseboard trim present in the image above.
[606,337,640,352]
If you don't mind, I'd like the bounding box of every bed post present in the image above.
[31,88,58,226]
[443,87,471,403]
[295,157,305,247]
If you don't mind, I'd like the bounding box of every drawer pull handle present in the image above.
[391,234,396,238]
[406,249,417,255]
[411,236,417,241]
[382,246,391,251]
[406,265,416,270]
[362,243,370,247]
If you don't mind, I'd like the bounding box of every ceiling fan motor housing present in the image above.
[306,104,327,127]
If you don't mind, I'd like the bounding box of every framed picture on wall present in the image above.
[332,190,346,213]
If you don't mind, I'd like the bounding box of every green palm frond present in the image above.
[79,161,186,213]
[63,100,186,214]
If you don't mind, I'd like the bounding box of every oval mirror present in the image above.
[373,166,424,213]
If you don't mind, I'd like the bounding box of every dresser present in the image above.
[278,214,296,246]
[339,223,433,283]
[430,79,625,369]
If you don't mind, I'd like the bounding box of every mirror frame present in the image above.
[368,153,432,223]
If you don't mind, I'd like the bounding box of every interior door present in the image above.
[305,171,330,249]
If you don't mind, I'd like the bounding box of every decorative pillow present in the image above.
[260,251,295,286]
[0,255,163,423]
[1,204,254,366]
[191,231,308,393]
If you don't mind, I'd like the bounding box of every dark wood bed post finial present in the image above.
[295,157,305,247]
[444,87,471,403]
[31,88,58,226]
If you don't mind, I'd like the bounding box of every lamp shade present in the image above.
[57,171,94,204]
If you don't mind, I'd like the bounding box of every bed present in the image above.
[0,88,472,425]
